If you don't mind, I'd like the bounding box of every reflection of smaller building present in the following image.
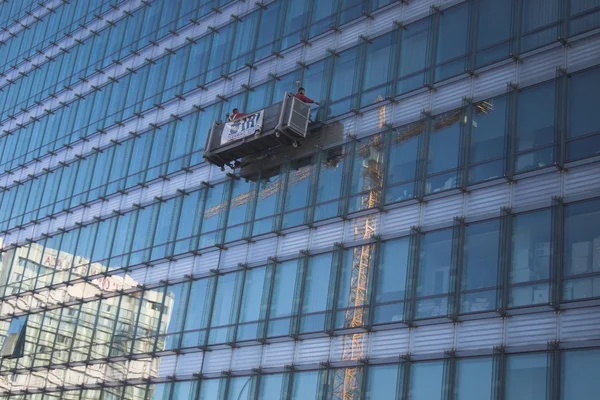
[0,243,174,399]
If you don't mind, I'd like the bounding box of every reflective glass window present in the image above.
[199,378,223,400]
[506,353,548,400]
[435,3,469,81]
[426,110,463,194]
[209,272,241,344]
[509,210,552,307]
[200,183,226,249]
[172,381,198,400]
[348,133,386,213]
[280,0,310,50]
[373,238,409,324]
[566,67,600,161]
[227,376,254,400]
[282,160,313,229]
[258,374,284,400]
[415,230,452,319]
[291,371,320,399]
[328,47,360,117]
[237,267,267,341]
[163,282,189,351]
[335,246,375,329]
[397,17,431,94]
[366,364,400,400]
[300,253,333,333]
[563,199,600,301]
[225,179,253,243]
[561,349,600,399]
[252,172,281,236]
[300,59,327,121]
[520,0,560,52]
[468,96,508,184]
[327,368,362,399]
[385,124,421,203]
[569,0,600,35]
[361,32,393,107]
[461,220,500,313]
[181,278,212,348]
[314,147,345,221]
[476,0,513,67]
[515,81,556,172]
[409,361,443,400]
[455,357,493,400]
[268,260,299,337]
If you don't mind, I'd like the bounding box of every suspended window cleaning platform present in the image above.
[203,93,313,171]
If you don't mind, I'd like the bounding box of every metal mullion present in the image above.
[444,354,457,400]
[354,40,368,110]
[84,298,106,363]
[217,178,236,246]
[258,261,277,341]
[450,218,465,319]
[550,197,564,309]
[166,195,185,258]
[272,160,290,234]
[492,347,506,400]
[498,208,513,313]
[467,0,482,73]
[548,344,560,400]
[555,69,568,168]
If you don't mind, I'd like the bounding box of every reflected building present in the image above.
[0,0,599,399]
[0,242,174,399]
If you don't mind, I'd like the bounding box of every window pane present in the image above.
[258,374,284,400]
[569,0,600,35]
[182,278,211,348]
[373,238,409,324]
[237,267,266,341]
[563,199,600,301]
[516,82,556,172]
[468,96,507,183]
[209,272,239,344]
[328,48,359,117]
[348,134,385,213]
[282,161,313,228]
[397,18,430,94]
[510,210,552,307]
[521,0,560,52]
[567,68,600,161]
[476,0,512,67]
[227,377,253,400]
[361,33,393,106]
[366,365,399,400]
[435,4,469,81]
[291,371,319,400]
[268,261,298,337]
[415,230,452,318]
[562,349,600,400]
[314,147,345,221]
[506,353,548,400]
[300,253,333,333]
[426,110,463,194]
[199,379,222,400]
[455,357,493,400]
[409,361,443,400]
[386,125,421,203]
[335,246,375,328]
[461,220,500,313]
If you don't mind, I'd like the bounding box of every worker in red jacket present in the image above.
[295,87,320,105]
[227,108,247,122]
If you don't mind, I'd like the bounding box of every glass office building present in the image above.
[0,0,599,398]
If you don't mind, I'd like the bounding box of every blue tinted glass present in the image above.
[366,365,399,400]
[455,358,493,400]
[410,362,443,400]
[562,349,600,400]
[374,238,409,324]
[506,353,548,400]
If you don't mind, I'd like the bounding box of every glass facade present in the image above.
[0,0,599,398]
